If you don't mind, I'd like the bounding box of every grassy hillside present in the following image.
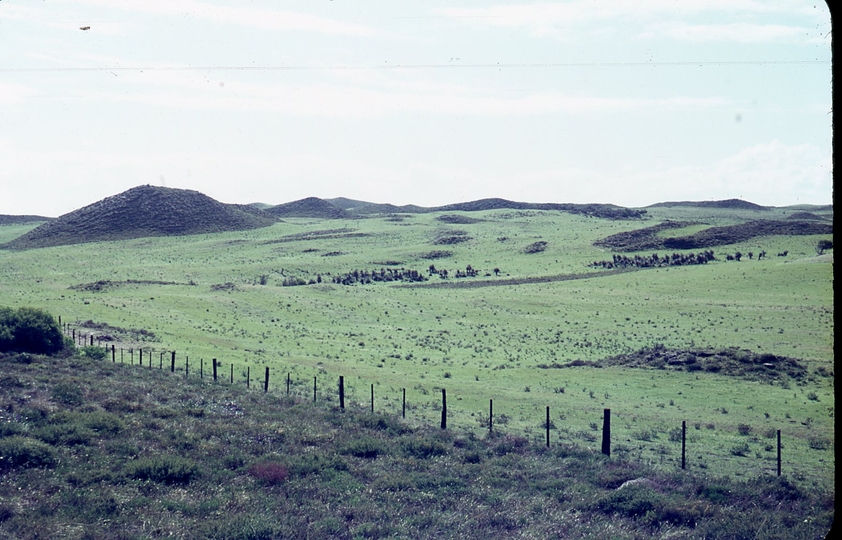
[0,203,834,506]
[0,350,833,539]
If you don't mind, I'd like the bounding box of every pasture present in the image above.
[0,205,833,490]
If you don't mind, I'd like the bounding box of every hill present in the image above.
[324,197,646,219]
[595,220,833,252]
[266,197,353,219]
[0,185,277,250]
[646,199,769,211]
[0,349,832,539]
[0,215,54,225]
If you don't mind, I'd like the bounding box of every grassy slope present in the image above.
[0,351,833,539]
[0,206,834,494]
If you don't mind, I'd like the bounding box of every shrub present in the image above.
[33,424,94,446]
[737,423,752,436]
[126,456,199,484]
[0,436,57,469]
[80,346,106,360]
[729,442,750,457]
[341,436,386,459]
[596,483,664,519]
[51,382,83,406]
[402,438,448,459]
[247,461,289,485]
[0,307,64,355]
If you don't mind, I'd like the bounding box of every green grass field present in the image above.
[0,206,833,491]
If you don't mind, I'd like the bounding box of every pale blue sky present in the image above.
[0,0,832,216]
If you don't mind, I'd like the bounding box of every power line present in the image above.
[0,60,829,73]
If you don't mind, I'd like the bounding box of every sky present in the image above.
[0,0,833,217]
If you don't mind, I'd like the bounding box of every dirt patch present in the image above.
[70,279,189,292]
[436,214,484,224]
[537,345,810,383]
[75,320,158,343]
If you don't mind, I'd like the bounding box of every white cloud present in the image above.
[436,0,828,43]
[645,22,819,44]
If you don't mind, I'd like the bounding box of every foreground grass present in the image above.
[0,351,833,539]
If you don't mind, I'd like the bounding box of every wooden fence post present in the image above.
[230,364,233,384]
[339,376,345,409]
[370,384,374,413]
[112,345,115,362]
[72,329,75,342]
[171,351,176,373]
[313,376,317,402]
[139,348,142,366]
[777,429,782,477]
[546,406,550,447]
[159,352,163,369]
[200,358,203,378]
[441,389,447,430]
[212,359,217,381]
[601,408,611,457]
[120,348,123,363]
[247,366,250,388]
[489,399,493,435]
[186,357,189,377]
[681,420,686,470]
[402,388,406,418]
[90,335,94,347]
[264,367,269,393]
[287,373,290,396]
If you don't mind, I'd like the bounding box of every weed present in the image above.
[247,461,289,485]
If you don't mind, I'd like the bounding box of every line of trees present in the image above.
[332,268,427,285]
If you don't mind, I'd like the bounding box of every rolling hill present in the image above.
[1,185,277,250]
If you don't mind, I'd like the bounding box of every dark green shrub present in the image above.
[126,456,199,484]
[596,483,664,520]
[0,422,25,438]
[51,382,84,406]
[0,436,57,469]
[402,438,447,459]
[0,307,64,355]
[80,346,106,360]
[357,413,411,435]
[33,423,94,446]
[341,436,386,459]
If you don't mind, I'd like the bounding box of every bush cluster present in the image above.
[0,307,65,355]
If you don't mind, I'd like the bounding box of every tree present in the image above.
[0,307,65,355]
[817,239,833,255]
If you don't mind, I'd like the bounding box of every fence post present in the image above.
[186,357,189,377]
[120,348,123,363]
[171,351,176,373]
[90,335,94,347]
[159,352,163,369]
[112,345,115,362]
[601,408,610,457]
[339,376,345,409]
[200,358,203,378]
[546,406,550,448]
[489,399,493,435]
[777,429,782,477]
[139,348,142,367]
[247,366,250,388]
[230,364,233,384]
[264,367,269,393]
[681,420,686,470]
[212,359,217,381]
[440,389,447,430]
[72,329,75,342]
[402,388,406,418]
[370,384,375,413]
[287,373,290,396]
